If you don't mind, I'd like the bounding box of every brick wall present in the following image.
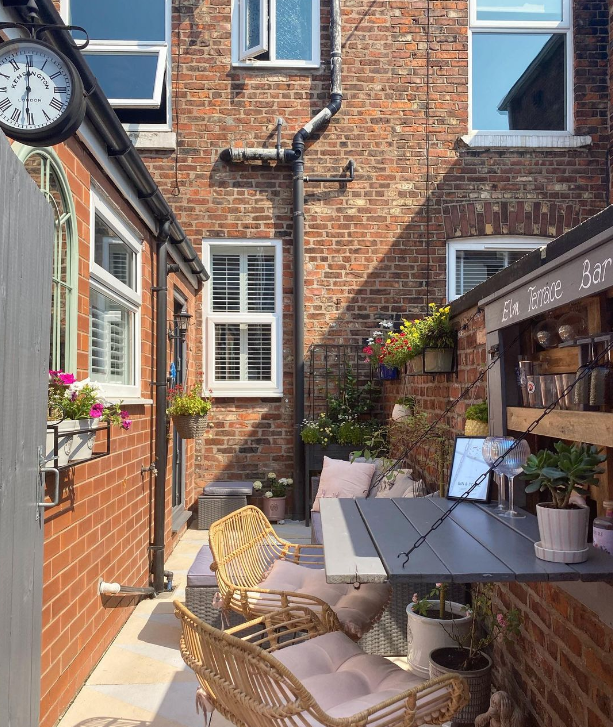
[38,138,199,727]
[140,0,610,494]
[383,306,613,727]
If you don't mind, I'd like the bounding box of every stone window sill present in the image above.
[127,130,177,152]
[459,133,592,150]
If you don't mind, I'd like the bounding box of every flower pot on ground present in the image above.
[257,473,293,522]
[262,496,286,522]
[523,441,606,562]
[464,401,489,437]
[406,599,473,677]
[167,381,212,440]
[429,648,492,725]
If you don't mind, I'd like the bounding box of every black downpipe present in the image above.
[153,221,171,593]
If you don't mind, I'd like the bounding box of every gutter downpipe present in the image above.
[220,0,343,519]
[152,220,171,593]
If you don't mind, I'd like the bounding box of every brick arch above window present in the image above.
[442,201,583,241]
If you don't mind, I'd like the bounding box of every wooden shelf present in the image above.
[507,407,613,448]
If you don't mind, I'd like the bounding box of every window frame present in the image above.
[231,0,320,68]
[447,236,549,302]
[89,187,143,399]
[61,0,172,128]
[204,239,283,397]
[469,0,573,136]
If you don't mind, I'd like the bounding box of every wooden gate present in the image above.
[0,133,54,727]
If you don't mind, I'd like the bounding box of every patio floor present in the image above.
[55,519,450,727]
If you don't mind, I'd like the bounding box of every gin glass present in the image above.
[482,437,507,514]
[495,437,530,519]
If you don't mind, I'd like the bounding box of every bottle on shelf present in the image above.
[593,501,613,556]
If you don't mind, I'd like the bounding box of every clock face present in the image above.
[0,41,74,132]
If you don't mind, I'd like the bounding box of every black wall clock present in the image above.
[0,38,86,147]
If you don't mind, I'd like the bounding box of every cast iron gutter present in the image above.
[220,0,344,518]
[17,0,208,284]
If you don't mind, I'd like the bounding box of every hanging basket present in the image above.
[172,415,208,439]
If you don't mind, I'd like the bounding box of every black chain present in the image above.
[398,337,613,566]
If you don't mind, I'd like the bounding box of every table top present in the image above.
[319,496,613,585]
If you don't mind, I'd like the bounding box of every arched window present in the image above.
[15,146,77,373]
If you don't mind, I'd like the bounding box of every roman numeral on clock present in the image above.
[42,110,51,122]
[0,98,11,113]
[0,72,9,79]
[54,87,67,94]
[26,111,34,126]
[0,87,6,93]
[10,108,20,123]
[49,98,64,112]
[9,59,19,72]
[49,71,62,80]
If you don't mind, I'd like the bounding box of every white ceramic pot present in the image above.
[46,419,98,467]
[406,600,473,677]
[392,404,412,421]
[536,502,590,562]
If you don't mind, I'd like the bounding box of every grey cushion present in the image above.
[202,480,253,496]
[187,544,217,587]
[311,511,323,545]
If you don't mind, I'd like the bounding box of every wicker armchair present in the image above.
[208,505,391,639]
[176,602,468,727]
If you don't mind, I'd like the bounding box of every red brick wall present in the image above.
[38,138,199,727]
[140,0,609,492]
[384,307,613,727]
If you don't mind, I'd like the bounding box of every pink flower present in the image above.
[89,407,103,418]
[120,410,130,419]
[121,419,132,430]
[496,613,507,628]
[59,373,76,385]
[436,583,443,588]
[362,346,373,355]
[412,593,419,603]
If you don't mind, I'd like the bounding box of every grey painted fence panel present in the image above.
[0,133,53,727]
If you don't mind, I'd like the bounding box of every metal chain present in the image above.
[398,337,613,566]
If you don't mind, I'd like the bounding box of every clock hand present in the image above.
[25,56,31,121]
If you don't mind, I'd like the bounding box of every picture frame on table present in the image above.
[447,435,491,503]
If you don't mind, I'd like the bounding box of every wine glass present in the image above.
[482,437,507,514]
[495,437,530,519]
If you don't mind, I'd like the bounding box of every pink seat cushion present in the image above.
[254,560,391,639]
[275,631,453,724]
[312,457,376,512]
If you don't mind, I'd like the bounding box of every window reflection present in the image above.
[472,33,565,130]
[476,0,562,22]
[84,54,160,102]
[70,0,165,42]
[276,0,312,60]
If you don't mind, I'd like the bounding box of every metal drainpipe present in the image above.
[152,220,171,593]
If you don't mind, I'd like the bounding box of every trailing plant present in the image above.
[362,320,394,367]
[48,371,132,430]
[465,401,488,423]
[167,382,212,417]
[419,303,455,349]
[522,441,605,509]
[379,330,414,368]
[326,366,377,421]
[398,317,423,358]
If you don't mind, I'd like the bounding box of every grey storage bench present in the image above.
[185,543,244,628]
[197,481,252,530]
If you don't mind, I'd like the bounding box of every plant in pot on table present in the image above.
[48,371,132,466]
[261,473,292,522]
[522,441,606,563]
[429,583,522,726]
[167,380,212,439]
[406,584,473,678]
[464,401,488,437]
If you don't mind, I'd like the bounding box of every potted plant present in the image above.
[392,395,416,421]
[261,473,292,522]
[405,584,473,678]
[47,371,132,466]
[167,381,212,439]
[398,317,424,373]
[429,583,522,725]
[522,441,606,562]
[464,401,488,437]
[420,304,455,373]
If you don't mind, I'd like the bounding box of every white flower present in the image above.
[278,477,287,485]
[253,481,262,490]
[381,320,394,329]
[267,472,276,479]
[264,491,273,498]
[287,478,293,485]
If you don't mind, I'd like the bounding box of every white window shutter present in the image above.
[239,0,269,60]
[212,254,241,312]
[247,254,275,312]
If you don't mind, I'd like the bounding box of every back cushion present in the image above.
[312,457,376,512]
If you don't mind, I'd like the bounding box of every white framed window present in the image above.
[447,236,549,301]
[232,0,320,67]
[89,188,142,398]
[62,0,171,127]
[204,239,283,397]
[469,0,572,135]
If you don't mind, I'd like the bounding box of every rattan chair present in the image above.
[208,505,391,639]
[176,602,468,727]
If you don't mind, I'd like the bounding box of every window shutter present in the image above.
[456,250,526,296]
[215,323,241,380]
[90,296,129,384]
[90,303,107,377]
[212,254,241,312]
[240,0,269,60]
[247,254,275,312]
[247,324,272,380]
[110,247,129,286]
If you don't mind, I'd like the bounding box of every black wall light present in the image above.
[168,308,192,341]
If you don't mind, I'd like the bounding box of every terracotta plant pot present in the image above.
[429,647,492,726]
[464,419,488,437]
[262,496,286,522]
[535,502,590,562]
[405,601,473,678]
[172,414,208,439]
[46,418,98,467]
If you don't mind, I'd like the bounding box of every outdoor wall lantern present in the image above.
[168,308,192,341]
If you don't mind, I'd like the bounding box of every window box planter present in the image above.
[46,419,110,469]
[423,347,455,374]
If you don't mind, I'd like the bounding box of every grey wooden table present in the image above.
[319,496,613,585]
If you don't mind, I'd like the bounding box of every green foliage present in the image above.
[326,366,377,422]
[522,441,605,509]
[337,420,366,446]
[465,401,488,423]
[419,303,455,349]
[167,383,212,417]
[396,396,416,408]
